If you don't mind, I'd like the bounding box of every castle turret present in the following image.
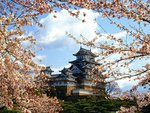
[69,47,105,95]
[41,66,54,75]
[69,47,100,82]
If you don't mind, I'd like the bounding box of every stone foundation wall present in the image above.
[83,86,93,91]
[55,86,75,96]
[67,86,75,96]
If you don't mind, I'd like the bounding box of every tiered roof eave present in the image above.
[73,47,98,57]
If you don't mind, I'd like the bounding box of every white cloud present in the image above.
[35,55,47,60]
[112,31,127,39]
[117,77,139,91]
[17,32,34,47]
[37,9,99,48]
[92,31,127,53]
[35,8,127,50]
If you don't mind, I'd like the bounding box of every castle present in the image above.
[43,47,106,96]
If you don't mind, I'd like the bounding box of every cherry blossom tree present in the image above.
[0,0,68,112]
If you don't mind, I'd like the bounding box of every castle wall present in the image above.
[55,86,75,96]
[67,86,75,96]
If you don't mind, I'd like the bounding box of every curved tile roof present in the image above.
[73,47,97,57]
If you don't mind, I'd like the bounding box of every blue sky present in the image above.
[24,8,149,92]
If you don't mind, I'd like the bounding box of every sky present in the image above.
[25,7,149,92]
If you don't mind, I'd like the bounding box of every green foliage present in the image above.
[53,90,67,100]
[61,96,138,113]
[0,108,20,113]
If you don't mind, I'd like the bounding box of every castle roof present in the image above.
[41,66,54,75]
[60,68,72,74]
[45,66,54,72]
[69,60,100,65]
[73,47,97,57]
